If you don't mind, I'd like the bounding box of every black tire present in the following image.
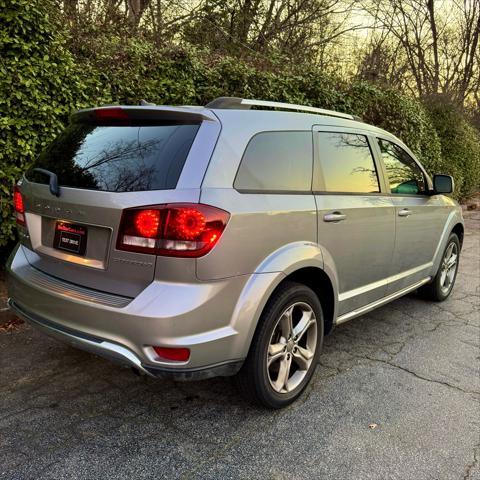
[419,233,460,302]
[235,281,324,409]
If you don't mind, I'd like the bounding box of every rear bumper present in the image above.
[8,298,242,380]
[6,245,278,379]
[8,297,150,375]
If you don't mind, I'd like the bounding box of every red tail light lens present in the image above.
[134,209,161,238]
[13,186,25,226]
[153,346,190,362]
[117,204,230,257]
[170,208,206,240]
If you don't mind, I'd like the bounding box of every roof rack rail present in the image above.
[140,99,156,106]
[205,97,357,120]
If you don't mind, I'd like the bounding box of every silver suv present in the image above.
[7,97,464,408]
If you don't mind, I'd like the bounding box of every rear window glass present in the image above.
[27,123,200,192]
[234,131,312,192]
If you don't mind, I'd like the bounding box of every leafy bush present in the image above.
[0,0,84,247]
[424,97,480,199]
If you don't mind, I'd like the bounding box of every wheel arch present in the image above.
[230,242,339,360]
[282,267,336,335]
[242,265,337,351]
[431,210,464,275]
[452,222,464,249]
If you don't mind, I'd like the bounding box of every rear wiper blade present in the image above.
[33,168,60,197]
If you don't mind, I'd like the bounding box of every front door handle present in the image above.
[324,211,347,222]
[398,208,412,217]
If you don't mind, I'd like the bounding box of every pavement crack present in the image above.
[464,444,480,480]
[335,348,480,396]
[368,357,480,396]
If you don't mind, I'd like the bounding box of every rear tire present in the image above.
[419,233,460,302]
[235,281,324,409]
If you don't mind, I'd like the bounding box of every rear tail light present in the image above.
[116,204,230,257]
[153,346,190,362]
[13,186,25,226]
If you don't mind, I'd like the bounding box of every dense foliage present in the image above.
[0,0,83,247]
[424,97,480,199]
[0,0,479,252]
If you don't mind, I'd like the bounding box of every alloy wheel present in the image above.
[439,241,458,295]
[266,301,317,394]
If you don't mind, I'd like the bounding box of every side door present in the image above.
[313,127,395,316]
[373,137,446,293]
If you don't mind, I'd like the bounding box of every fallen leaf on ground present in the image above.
[0,316,25,333]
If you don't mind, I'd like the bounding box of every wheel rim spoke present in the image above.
[269,342,285,357]
[445,243,454,260]
[273,355,292,391]
[279,306,293,339]
[447,254,457,269]
[447,267,455,285]
[293,345,313,370]
[292,309,314,342]
[268,343,286,366]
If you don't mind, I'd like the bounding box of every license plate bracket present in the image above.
[53,221,88,256]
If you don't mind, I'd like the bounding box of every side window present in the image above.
[378,139,426,195]
[234,131,312,192]
[317,132,380,193]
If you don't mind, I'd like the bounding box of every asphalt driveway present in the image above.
[1,211,479,480]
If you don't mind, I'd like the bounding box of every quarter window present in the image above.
[234,131,312,192]
[317,132,380,193]
[377,139,426,195]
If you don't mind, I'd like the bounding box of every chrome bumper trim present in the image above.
[7,298,153,376]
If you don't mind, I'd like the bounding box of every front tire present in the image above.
[419,233,460,301]
[235,281,324,409]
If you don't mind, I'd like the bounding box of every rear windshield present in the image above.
[27,122,200,192]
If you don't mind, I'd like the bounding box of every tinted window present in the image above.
[318,132,379,193]
[378,139,426,195]
[234,131,312,192]
[27,123,200,192]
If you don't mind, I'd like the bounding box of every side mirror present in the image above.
[433,174,454,194]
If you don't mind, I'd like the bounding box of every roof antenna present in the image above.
[140,99,156,106]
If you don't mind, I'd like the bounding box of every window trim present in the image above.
[234,189,313,195]
[374,135,433,197]
[312,127,388,195]
[233,129,314,195]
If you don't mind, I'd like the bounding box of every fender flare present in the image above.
[228,242,339,359]
[431,210,464,276]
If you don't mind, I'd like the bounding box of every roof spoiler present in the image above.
[71,105,217,124]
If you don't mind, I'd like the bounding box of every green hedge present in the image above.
[0,0,84,248]
[1,0,479,251]
[423,97,480,199]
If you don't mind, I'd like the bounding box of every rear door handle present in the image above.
[323,212,347,222]
[398,208,412,217]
